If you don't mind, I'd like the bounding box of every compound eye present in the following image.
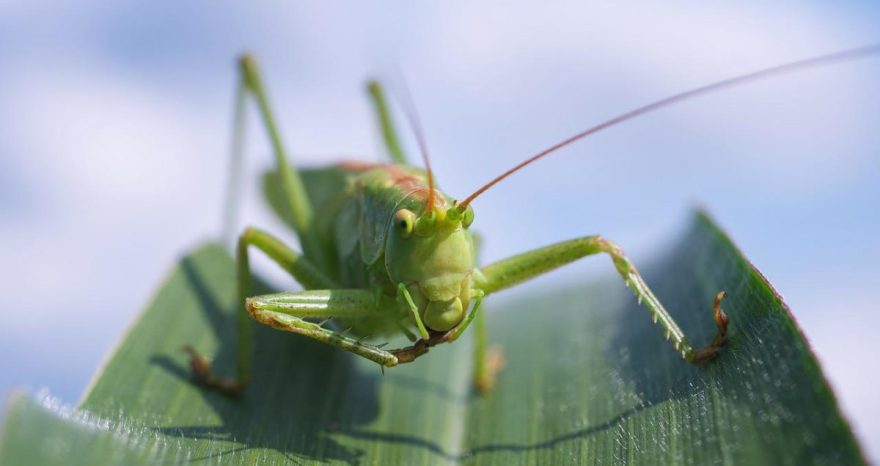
[462,205,475,228]
[394,209,416,237]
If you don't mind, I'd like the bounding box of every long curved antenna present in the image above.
[458,43,880,210]
[395,77,437,215]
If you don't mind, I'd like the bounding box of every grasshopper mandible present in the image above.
[185,45,880,395]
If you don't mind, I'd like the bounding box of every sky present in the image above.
[1,0,879,460]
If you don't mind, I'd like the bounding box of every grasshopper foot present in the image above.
[182,345,245,396]
[687,291,730,364]
[475,345,506,392]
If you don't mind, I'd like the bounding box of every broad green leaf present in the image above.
[0,211,864,465]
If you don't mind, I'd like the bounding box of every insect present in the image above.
[184,44,880,395]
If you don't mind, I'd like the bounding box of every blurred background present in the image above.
[1,0,878,459]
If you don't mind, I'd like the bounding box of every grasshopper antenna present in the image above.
[458,43,880,210]
[395,75,437,216]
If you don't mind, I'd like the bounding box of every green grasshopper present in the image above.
[185,45,880,395]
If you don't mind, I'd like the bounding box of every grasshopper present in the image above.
[185,45,880,395]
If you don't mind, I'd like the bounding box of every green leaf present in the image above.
[0,211,864,465]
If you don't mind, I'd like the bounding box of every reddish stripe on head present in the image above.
[338,162,444,211]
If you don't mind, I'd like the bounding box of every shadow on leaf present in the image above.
[151,256,380,465]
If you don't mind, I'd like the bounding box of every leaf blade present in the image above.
[0,211,864,465]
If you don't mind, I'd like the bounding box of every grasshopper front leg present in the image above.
[472,235,729,386]
[246,289,486,370]
[444,290,505,391]
[384,290,504,392]
[244,290,400,367]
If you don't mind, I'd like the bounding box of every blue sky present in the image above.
[1,0,879,459]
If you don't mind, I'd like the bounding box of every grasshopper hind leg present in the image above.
[367,80,408,165]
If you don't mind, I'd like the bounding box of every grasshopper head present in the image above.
[385,203,477,332]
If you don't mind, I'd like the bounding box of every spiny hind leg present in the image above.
[476,235,729,364]
[186,227,339,395]
[227,54,325,264]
